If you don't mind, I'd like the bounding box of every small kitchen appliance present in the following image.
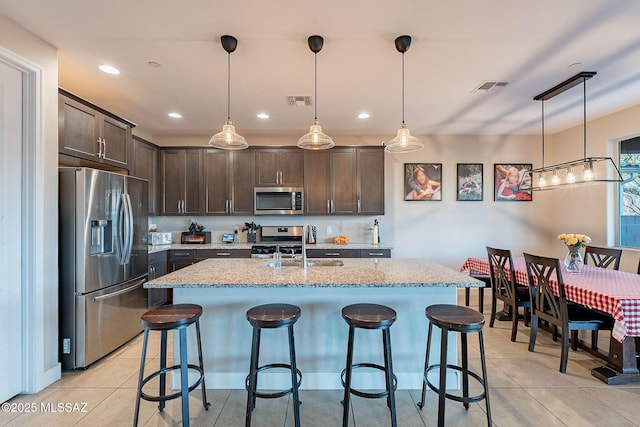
[149,231,172,245]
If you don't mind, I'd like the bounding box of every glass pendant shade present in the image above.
[297,120,334,150]
[384,124,423,153]
[210,120,248,150]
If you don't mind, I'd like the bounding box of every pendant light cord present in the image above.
[583,77,587,159]
[314,53,318,121]
[401,52,405,125]
[541,100,545,168]
[227,52,231,121]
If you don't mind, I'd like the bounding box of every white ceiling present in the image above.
[2,0,640,140]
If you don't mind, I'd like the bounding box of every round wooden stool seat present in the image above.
[426,304,485,333]
[141,303,202,330]
[342,303,397,329]
[246,303,301,328]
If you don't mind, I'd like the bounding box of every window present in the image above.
[619,136,640,248]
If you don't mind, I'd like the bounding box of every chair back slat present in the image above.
[584,246,622,270]
[523,253,568,328]
[486,247,516,302]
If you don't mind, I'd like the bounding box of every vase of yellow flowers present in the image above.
[557,233,591,273]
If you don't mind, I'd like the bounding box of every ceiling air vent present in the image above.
[471,80,509,93]
[286,95,312,106]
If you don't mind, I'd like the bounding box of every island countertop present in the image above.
[145,257,482,288]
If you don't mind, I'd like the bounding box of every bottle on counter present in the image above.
[372,219,379,245]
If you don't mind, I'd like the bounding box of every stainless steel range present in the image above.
[251,226,303,258]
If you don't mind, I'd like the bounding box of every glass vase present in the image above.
[564,245,583,273]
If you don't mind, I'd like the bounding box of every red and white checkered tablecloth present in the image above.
[461,257,640,342]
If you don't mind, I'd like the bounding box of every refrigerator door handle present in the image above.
[123,194,133,264]
[117,194,126,265]
[92,278,145,303]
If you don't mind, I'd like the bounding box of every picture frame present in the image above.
[493,163,532,201]
[456,163,483,201]
[404,163,442,201]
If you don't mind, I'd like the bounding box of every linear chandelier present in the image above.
[527,71,622,191]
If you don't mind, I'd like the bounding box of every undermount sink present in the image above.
[264,259,344,268]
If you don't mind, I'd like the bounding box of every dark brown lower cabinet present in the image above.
[148,251,168,308]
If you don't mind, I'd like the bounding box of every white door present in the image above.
[0,59,23,402]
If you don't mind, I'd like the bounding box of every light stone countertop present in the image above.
[147,242,393,254]
[145,258,482,289]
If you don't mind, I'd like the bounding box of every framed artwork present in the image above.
[457,163,483,201]
[404,163,442,201]
[493,163,532,201]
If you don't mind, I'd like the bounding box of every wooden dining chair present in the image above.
[523,253,614,373]
[486,246,530,342]
[584,246,622,270]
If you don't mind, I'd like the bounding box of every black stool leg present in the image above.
[195,320,211,410]
[134,328,149,427]
[478,330,492,426]
[288,324,301,427]
[342,325,355,427]
[179,326,190,427]
[438,326,448,427]
[158,330,167,412]
[461,332,469,410]
[418,322,432,410]
[464,288,470,307]
[245,326,261,427]
[382,328,397,427]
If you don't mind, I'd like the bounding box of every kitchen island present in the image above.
[145,258,482,390]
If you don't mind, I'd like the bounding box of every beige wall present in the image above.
[0,13,60,391]
[551,104,640,272]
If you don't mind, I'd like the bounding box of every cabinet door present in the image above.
[203,150,230,215]
[231,150,255,215]
[304,150,330,215]
[101,115,130,168]
[255,149,280,186]
[330,148,358,214]
[58,94,100,161]
[160,150,184,215]
[357,148,385,215]
[132,137,158,215]
[183,150,203,214]
[278,149,304,186]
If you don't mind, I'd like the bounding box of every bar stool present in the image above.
[245,303,302,427]
[134,304,210,427]
[341,303,397,427]
[417,304,491,427]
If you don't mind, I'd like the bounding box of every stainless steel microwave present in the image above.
[254,187,304,215]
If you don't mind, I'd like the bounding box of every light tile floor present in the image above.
[2,292,640,426]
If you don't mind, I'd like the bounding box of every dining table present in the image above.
[461,256,640,385]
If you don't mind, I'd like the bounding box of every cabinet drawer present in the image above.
[360,249,391,258]
[306,248,361,258]
[168,250,195,261]
[195,249,252,260]
[148,251,167,264]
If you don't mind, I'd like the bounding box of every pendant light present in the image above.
[297,35,334,150]
[384,35,423,153]
[527,71,622,190]
[209,35,248,150]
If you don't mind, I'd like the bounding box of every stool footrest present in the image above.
[245,363,302,399]
[425,364,487,404]
[139,364,205,403]
[341,363,398,399]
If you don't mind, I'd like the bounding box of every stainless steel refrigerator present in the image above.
[59,167,149,370]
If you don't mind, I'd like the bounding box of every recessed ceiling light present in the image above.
[257,113,270,119]
[168,112,182,119]
[357,112,370,119]
[99,65,120,75]
[148,61,162,68]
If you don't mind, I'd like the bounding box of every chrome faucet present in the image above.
[302,223,310,268]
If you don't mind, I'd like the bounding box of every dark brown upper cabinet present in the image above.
[159,149,203,215]
[203,149,255,215]
[131,136,159,215]
[58,88,134,170]
[255,148,304,187]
